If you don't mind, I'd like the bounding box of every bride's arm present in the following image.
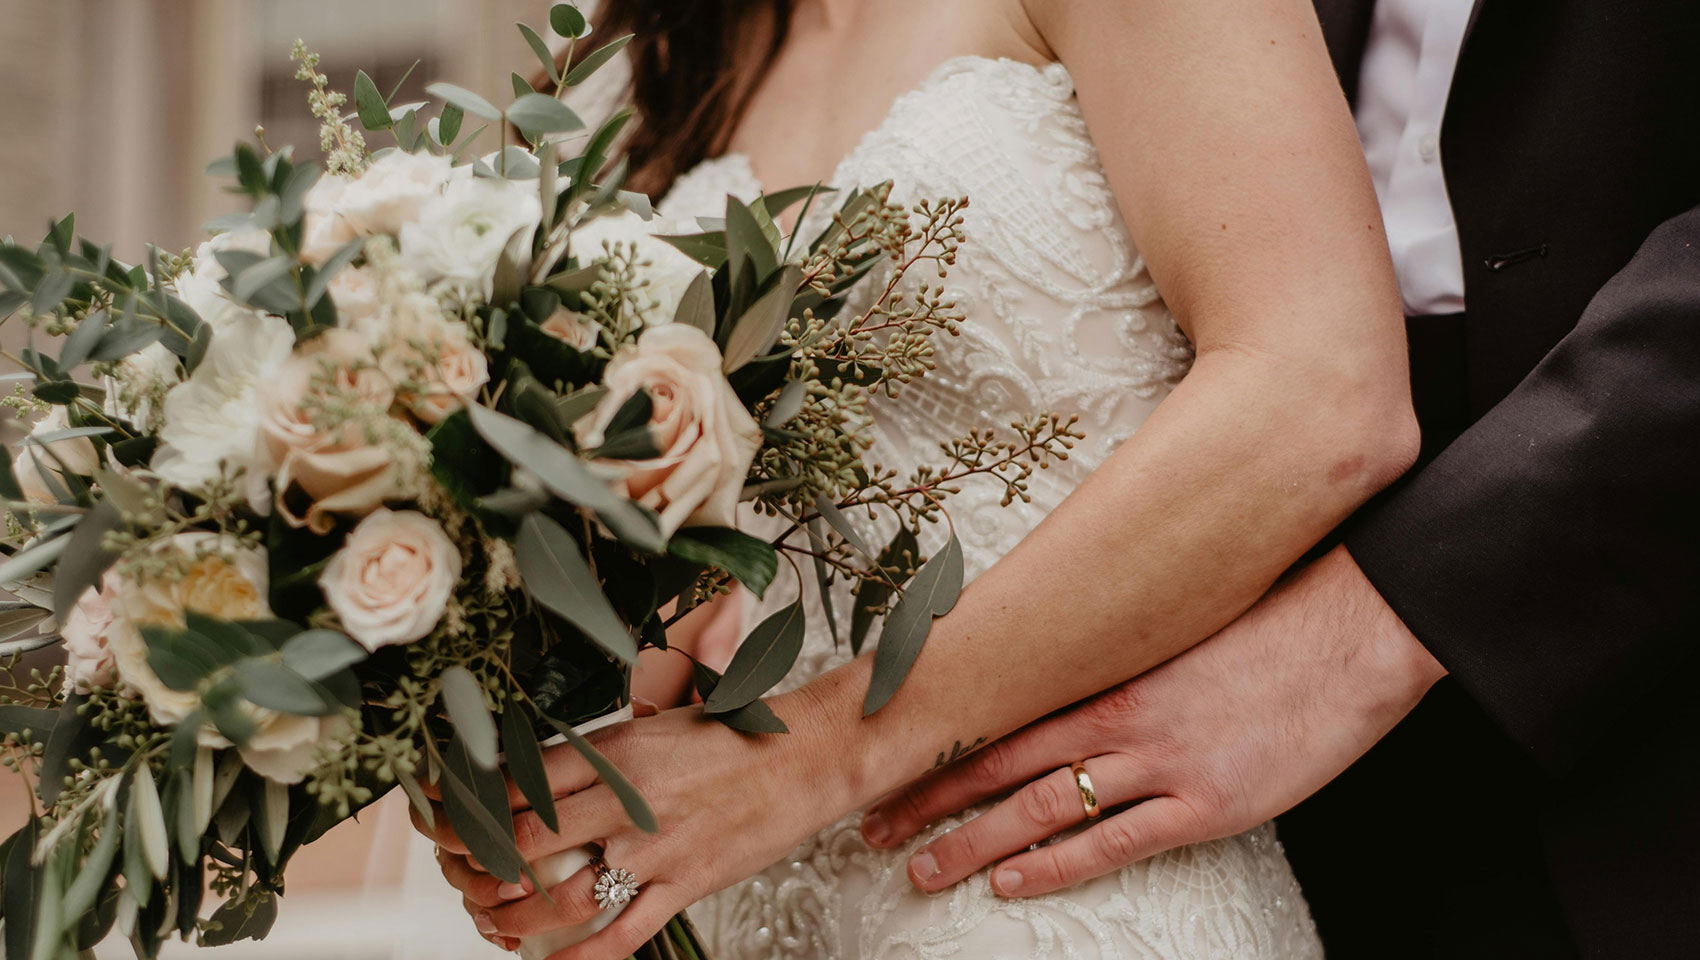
[424,0,1414,952]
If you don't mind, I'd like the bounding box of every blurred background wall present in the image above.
[0,2,569,955]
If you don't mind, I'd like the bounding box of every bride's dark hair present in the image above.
[559,1,794,198]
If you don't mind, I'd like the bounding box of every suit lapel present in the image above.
[1314,0,1378,105]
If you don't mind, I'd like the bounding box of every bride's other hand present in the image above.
[414,696,845,960]
[860,546,1447,897]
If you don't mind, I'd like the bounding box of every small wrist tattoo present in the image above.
[934,737,988,769]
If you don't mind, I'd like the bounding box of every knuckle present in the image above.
[1016,780,1068,827]
[970,739,1020,789]
[1089,820,1147,866]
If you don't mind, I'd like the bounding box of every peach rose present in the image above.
[576,324,761,537]
[379,309,489,424]
[62,570,122,691]
[300,175,358,265]
[257,328,404,533]
[539,307,599,352]
[319,508,461,650]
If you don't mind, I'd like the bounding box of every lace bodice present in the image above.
[661,57,1321,960]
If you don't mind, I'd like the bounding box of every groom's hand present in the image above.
[860,545,1447,897]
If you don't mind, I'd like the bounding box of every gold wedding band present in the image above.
[1071,761,1101,819]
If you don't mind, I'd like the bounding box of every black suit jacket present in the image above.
[1276,2,1700,957]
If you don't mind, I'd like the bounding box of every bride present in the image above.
[416,0,1417,957]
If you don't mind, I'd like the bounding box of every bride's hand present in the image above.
[415,701,836,960]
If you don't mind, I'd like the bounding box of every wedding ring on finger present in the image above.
[1070,761,1102,819]
[589,854,640,911]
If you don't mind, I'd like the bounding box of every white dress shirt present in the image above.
[1355,0,1475,316]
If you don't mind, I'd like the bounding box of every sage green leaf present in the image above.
[426,82,501,122]
[466,403,664,552]
[550,3,589,38]
[397,772,434,832]
[809,519,840,647]
[353,69,392,131]
[438,744,526,884]
[0,603,51,648]
[192,747,215,836]
[672,270,716,336]
[508,93,584,138]
[863,532,964,716]
[201,888,276,945]
[515,514,638,665]
[255,778,288,865]
[760,183,837,220]
[666,527,778,599]
[51,499,121,625]
[658,231,727,269]
[813,495,873,559]
[57,310,108,369]
[4,821,40,957]
[500,699,558,833]
[704,601,804,714]
[690,660,788,734]
[129,773,170,881]
[764,380,807,427]
[440,666,499,770]
[60,797,119,929]
[230,255,293,305]
[518,22,561,85]
[279,629,366,680]
[554,384,606,426]
[850,527,918,655]
[724,197,779,299]
[233,660,329,716]
[92,465,150,518]
[303,237,364,310]
[564,35,631,87]
[535,714,658,832]
[721,264,801,372]
[511,71,533,100]
[438,102,464,146]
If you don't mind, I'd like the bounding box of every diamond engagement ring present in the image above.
[590,855,639,910]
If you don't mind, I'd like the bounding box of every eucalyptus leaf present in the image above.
[508,93,584,138]
[814,495,873,559]
[536,714,658,832]
[564,34,631,87]
[440,666,500,770]
[672,270,715,337]
[51,499,121,631]
[515,514,638,665]
[764,380,808,427]
[862,532,964,716]
[3,820,39,959]
[61,798,118,936]
[438,102,464,146]
[500,699,558,833]
[438,741,526,884]
[666,527,778,599]
[233,660,329,716]
[255,778,288,865]
[518,22,561,85]
[721,265,801,372]
[690,660,788,733]
[129,773,170,881]
[809,519,840,647]
[426,82,502,122]
[704,601,804,714]
[279,629,366,680]
[57,310,108,369]
[850,528,919,655]
[550,3,589,39]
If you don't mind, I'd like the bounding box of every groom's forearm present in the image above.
[776,349,1420,810]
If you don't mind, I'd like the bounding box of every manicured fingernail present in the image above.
[992,868,1023,896]
[474,911,497,935]
[909,850,938,884]
[497,937,519,953]
[861,810,890,846]
[497,882,528,900]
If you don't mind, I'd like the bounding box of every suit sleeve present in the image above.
[1346,204,1700,773]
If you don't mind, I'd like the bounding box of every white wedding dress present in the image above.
[661,57,1323,960]
[386,54,1322,960]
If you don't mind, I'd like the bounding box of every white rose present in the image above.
[539,307,599,352]
[337,151,454,237]
[104,533,332,783]
[576,324,761,537]
[300,175,359,264]
[399,177,541,300]
[62,570,122,691]
[151,312,296,507]
[320,508,461,650]
[11,406,99,504]
[570,211,708,324]
[103,342,182,428]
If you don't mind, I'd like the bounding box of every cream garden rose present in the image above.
[570,211,709,324]
[319,508,461,650]
[539,306,600,352]
[62,570,122,692]
[300,174,358,264]
[257,328,405,533]
[576,324,762,537]
[105,534,333,784]
[334,150,454,237]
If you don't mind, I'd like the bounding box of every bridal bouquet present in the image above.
[0,6,1078,959]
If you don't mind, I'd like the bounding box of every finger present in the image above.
[411,800,469,856]
[465,896,520,952]
[989,795,1203,898]
[863,721,1082,848]
[907,756,1144,892]
[485,839,659,938]
[439,848,532,908]
[630,695,660,718]
[544,882,692,960]
[512,783,631,862]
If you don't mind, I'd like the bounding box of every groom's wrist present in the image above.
[1317,545,1447,715]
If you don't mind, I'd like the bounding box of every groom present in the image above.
[860,1,1700,956]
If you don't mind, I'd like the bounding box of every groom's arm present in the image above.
[860,203,1700,895]
[1346,203,1700,773]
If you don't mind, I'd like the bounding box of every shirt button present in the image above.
[1417,133,1440,161]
